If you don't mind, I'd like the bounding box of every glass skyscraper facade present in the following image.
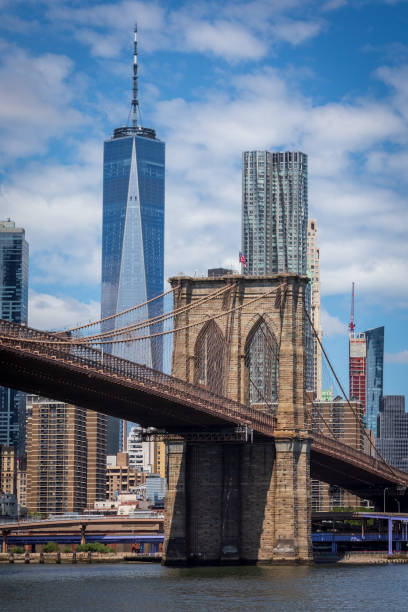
[365,326,384,435]
[377,396,408,472]
[101,126,165,453]
[0,220,28,454]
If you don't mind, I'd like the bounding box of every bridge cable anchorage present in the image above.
[303,299,402,483]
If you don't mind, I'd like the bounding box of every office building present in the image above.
[307,219,322,399]
[0,220,28,454]
[365,326,384,436]
[377,396,408,473]
[0,445,16,495]
[127,426,166,477]
[101,28,165,454]
[26,396,106,515]
[349,326,384,435]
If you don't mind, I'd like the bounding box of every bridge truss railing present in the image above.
[312,433,408,486]
[0,319,276,436]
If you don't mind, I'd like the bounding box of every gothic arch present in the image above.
[244,317,279,408]
[194,320,226,395]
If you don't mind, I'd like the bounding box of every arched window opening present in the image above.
[245,320,279,408]
[195,321,225,396]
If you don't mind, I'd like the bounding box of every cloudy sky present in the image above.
[0,0,407,398]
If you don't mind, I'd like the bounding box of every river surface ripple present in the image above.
[1,563,407,612]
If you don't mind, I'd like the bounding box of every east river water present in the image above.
[1,563,407,611]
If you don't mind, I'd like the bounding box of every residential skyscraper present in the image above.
[377,396,408,473]
[0,220,28,454]
[26,396,106,514]
[101,28,165,454]
[307,219,322,399]
[349,332,366,410]
[242,151,308,276]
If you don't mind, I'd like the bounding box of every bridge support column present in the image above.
[163,437,312,565]
[272,437,312,561]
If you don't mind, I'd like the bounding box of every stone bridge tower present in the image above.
[162,273,312,564]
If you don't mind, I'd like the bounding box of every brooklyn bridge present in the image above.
[0,272,407,564]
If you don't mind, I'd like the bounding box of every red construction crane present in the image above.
[349,282,355,333]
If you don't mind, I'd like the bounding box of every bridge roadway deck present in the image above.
[1,320,408,497]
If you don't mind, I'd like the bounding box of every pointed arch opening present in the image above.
[194,320,226,396]
[244,318,279,408]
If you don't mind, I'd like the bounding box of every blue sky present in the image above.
[0,0,407,399]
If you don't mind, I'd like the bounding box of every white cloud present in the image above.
[29,290,100,331]
[0,143,102,288]
[271,19,325,45]
[321,309,347,337]
[45,0,324,62]
[322,0,347,11]
[385,350,408,364]
[183,20,267,61]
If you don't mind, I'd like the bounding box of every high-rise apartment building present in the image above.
[26,396,106,515]
[377,396,408,472]
[349,332,367,409]
[0,220,28,454]
[349,326,384,435]
[101,28,165,454]
[86,410,108,508]
[242,151,308,276]
[307,219,322,399]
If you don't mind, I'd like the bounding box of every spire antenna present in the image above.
[132,23,138,128]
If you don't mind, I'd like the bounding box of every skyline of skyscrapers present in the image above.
[101,28,165,454]
[0,219,28,455]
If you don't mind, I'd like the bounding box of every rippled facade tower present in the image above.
[101,28,165,453]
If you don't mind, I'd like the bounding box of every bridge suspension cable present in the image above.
[61,285,178,334]
[74,283,235,342]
